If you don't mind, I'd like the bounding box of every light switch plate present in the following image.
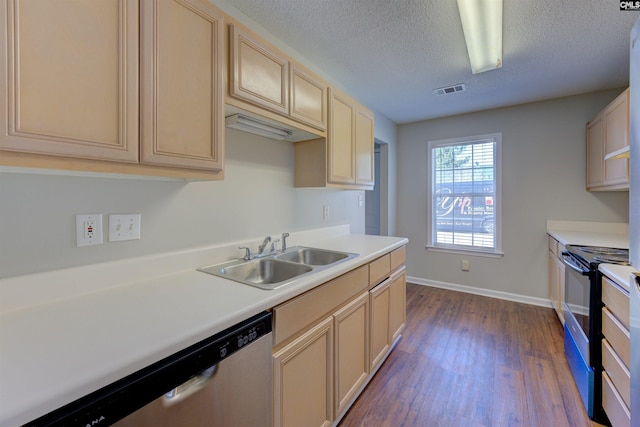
[109,214,141,242]
[76,214,103,247]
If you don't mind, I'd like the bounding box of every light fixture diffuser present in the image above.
[457,0,503,74]
[225,114,292,140]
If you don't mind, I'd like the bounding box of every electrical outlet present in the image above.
[109,214,141,242]
[76,214,103,247]
[323,205,330,220]
[358,195,363,207]
[461,259,470,271]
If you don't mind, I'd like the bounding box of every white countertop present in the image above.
[599,263,639,292]
[546,220,629,248]
[0,227,408,427]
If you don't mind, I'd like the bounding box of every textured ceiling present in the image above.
[227,0,639,124]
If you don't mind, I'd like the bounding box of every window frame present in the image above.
[426,133,503,258]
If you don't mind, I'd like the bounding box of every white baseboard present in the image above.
[406,276,553,308]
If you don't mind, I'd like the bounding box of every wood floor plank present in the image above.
[492,365,528,427]
[338,283,598,427]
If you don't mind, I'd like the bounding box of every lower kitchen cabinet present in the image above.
[273,316,334,427]
[601,274,631,427]
[548,235,565,324]
[370,267,406,371]
[334,292,370,415]
[389,268,407,343]
[272,245,407,427]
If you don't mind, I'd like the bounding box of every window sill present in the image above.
[425,245,504,258]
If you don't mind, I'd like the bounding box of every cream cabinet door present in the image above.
[355,107,374,186]
[230,24,289,116]
[587,115,604,189]
[603,90,630,186]
[328,89,356,185]
[0,0,139,162]
[140,0,224,170]
[334,292,369,415]
[548,251,560,314]
[290,65,327,131]
[389,267,406,344]
[548,251,565,323]
[369,277,391,371]
[273,317,334,427]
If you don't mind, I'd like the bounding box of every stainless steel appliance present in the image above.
[23,311,272,427]
[562,245,629,423]
[630,15,639,427]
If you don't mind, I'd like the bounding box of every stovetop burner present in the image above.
[565,245,630,267]
[593,255,630,265]
[578,246,629,256]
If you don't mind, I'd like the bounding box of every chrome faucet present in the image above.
[239,246,252,261]
[239,234,288,261]
[258,236,272,254]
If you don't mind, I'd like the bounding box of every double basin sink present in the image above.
[198,247,358,290]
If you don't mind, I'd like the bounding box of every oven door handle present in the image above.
[561,252,590,275]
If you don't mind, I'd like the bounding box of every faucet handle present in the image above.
[270,239,280,252]
[238,246,252,260]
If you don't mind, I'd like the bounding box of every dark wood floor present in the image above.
[339,283,600,427]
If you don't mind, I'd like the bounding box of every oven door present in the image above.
[562,251,591,360]
[562,251,594,417]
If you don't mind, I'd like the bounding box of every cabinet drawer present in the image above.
[273,265,368,346]
[602,276,630,330]
[602,371,630,427]
[369,254,390,287]
[390,246,406,272]
[602,307,630,368]
[602,338,630,407]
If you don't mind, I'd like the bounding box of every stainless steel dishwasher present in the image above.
[24,311,272,427]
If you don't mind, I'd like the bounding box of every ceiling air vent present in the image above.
[433,83,466,96]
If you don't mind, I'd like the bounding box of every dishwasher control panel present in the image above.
[218,317,270,361]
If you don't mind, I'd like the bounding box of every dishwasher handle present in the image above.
[162,364,218,407]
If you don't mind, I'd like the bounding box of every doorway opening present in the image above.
[366,141,387,235]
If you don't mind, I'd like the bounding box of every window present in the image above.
[427,133,502,256]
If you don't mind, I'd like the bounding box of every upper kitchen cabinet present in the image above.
[0,0,139,163]
[140,0,224,171]
[295,88,374,190]
[228,23,327,134]
[587,88,630,191]
[0,0,225,180]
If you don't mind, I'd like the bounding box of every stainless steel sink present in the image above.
[198,258,313,290]
[274,246,357,266]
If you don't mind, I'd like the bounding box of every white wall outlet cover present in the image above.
[76,214,103,247]
[109,214,141,242]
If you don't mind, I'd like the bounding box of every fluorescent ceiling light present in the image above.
[225,114,292,140]
[457,0,503,74]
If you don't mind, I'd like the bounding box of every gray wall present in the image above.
[397,89,630,300]
[0,129,365,278]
